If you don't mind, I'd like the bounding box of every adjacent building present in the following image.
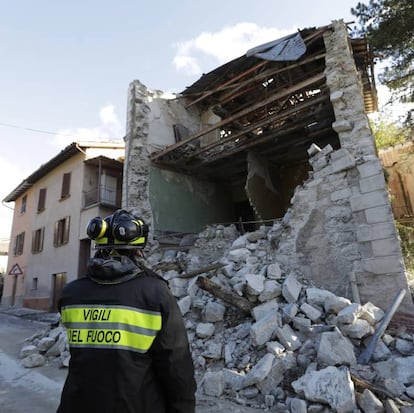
[1,141,124,311]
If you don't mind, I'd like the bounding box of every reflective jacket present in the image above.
[57,261,196,413]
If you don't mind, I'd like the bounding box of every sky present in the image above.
[0,0,386,241]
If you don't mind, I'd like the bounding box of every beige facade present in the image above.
[2,142,124,311]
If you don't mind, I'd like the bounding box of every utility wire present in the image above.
[0,121,105,140]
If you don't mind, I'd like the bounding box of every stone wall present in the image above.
[123,80,153,228]
[274,21,413,313]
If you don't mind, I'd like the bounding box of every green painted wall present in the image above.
[149,166,234,234]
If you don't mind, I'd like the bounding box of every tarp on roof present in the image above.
[246,32,306,61]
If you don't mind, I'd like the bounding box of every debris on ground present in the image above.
[20,223,414,412]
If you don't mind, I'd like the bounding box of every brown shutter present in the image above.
[63,216,70,244]
[38,188,47,211]
[61,173,71,198]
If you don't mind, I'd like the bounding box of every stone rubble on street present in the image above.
[19,222,414,412]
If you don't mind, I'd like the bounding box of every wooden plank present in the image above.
[181,93,329,161]
[151,71,326,161]
[185,60,268,108]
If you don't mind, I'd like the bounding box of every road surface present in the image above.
[0,310,264,413]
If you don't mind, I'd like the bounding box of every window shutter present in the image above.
[54,221,59,247]
[61,173,71,198]
[38,188,46,211]
[63,216,70,244]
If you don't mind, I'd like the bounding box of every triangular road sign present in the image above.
[8,263,23,275]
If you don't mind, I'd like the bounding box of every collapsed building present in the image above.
[16,20,414,412]
[122,20,414,316]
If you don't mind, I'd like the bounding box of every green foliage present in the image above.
[397,222,414,277]
[370,116,411,149]
[351,0,414,124]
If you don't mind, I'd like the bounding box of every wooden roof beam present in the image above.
[150,71,326,162]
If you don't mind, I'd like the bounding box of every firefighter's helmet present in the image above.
[86,209,148,249]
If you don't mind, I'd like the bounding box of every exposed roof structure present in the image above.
[150,23,377,182]
[3,142,124,202]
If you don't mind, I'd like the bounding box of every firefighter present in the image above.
[57,209,196,413]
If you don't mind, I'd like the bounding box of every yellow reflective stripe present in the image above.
[61,305,161,331]
[65,327,156,352]
[114,237,145,245]
[61,305,162,353]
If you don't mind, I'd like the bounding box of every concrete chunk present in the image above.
[243,353,275,388]
[251,311,282,346]
[373,355,414,385]
[252,299,279,321]
[336,303,362,324]
[292,366,356,413]
[259,280,282,302]
[274,324,302,351]
[300,302,322,322]
[324,295,352,314]
[204,301,226,322]
[196,323,215,338]
[282,274,302,303]
[245,273,265,296]
[317,329,356,366]
[306,288,336,306]
[203,371,225,397]
[340,319,374,339]
[267,263,282,279]
[357,389,384,413]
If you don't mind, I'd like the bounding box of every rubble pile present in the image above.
[20,223,414,412]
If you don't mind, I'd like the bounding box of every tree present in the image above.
[351,0,414,124]
[369,115,411,150]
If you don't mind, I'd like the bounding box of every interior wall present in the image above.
[246,152,310,221]
[149,166,234,234]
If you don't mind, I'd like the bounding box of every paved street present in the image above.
[0,308,263,413]
[0,310,66,413]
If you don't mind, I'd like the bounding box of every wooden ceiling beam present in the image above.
[183,93,329,161]
[151,71,326,162]
[184,60,269,108]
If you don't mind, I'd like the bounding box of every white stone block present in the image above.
[300,302,322,321]
[317,330,356,366]
[252,299,279,321]
[359,174,386,193]
[274,324,302,351]
[204,301,226,322]
[196,323,215,338]
[282,274,302,303]
[203,371,225,397]
[361,256,403,274]
[267,263,282,279]
[337,303,362,324]
[306,287,336,306]
[292,366,356,413]
[259,280,282,302]
[356,221,396,242]
[245,273,265,296]
[177,296,192,316]
[251,312,281,346]
[350,191,388,212]
[243,353,275,388]
[357,389,384,413]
